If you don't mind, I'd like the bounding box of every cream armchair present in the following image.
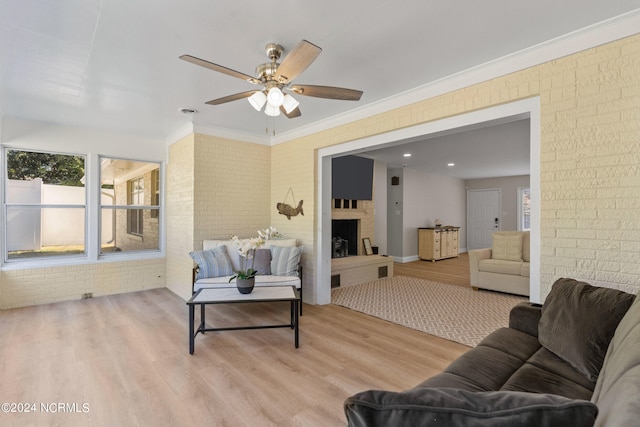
[469,231,530,296]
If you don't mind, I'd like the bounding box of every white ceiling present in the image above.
[2,0,640,144]
[363,118,531,180]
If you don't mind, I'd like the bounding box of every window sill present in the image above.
[1,251,165,271]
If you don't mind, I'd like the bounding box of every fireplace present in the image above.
[332,219,358,258]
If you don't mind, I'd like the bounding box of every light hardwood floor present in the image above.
[0,288,468,427]
[393,252,471,287]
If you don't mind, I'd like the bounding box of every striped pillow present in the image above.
[270,246,303,276]
[189,245,234,280]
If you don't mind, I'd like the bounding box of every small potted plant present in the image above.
[229,227,281,294]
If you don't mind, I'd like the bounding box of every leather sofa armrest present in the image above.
[509,302,542,338]
[468,248,491,287]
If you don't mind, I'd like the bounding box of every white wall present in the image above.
[465,175,530,231]
[385,167,466,261]
[0,117,167,308]
[403,168,467,257]
[386,168,404,258]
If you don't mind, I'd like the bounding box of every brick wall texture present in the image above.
[165,134,196,300]
[3,33,640,308]
[270,33,640,300]
[164,133,271,300]
[1,259,165,308]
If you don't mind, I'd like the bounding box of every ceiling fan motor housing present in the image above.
[256,62,279,81]
[265,43,283,61]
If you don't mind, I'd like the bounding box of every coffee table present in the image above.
[187,286,300,354]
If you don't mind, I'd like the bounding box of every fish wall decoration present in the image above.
[277,200,303,220]
[277,187,303,220]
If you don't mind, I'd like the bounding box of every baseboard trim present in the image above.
[394,255,420,263]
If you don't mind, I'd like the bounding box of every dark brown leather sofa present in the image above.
[345,278,639,427]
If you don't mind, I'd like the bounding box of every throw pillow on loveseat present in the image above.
[189,238,303,313]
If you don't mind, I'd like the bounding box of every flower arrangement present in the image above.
[229,226,281,282]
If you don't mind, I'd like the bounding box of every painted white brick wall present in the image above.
[269,33,640,300]
[164,133,271,300]
[165,134,196,300]
[6,33,639,309]
[1,258,165,309]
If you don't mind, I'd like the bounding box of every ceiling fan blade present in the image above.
[274,40,322,83]
[281,105,301,118]
[289,84,363,101]
[180,54,260,84]
[205,91,258,105]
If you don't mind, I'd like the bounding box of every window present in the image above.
[3,149,86,261]
[2,151,162,264]
[127,177,144,236]
[150,169,160,219]
[518,187,531,231]
[99,158,160,255]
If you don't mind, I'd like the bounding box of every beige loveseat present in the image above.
[190,239,303,306]
[468,231,530,296]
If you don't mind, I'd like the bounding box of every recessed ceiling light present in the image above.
[448,163,455,167]
[403,153,412,157]
[179,108,198,114]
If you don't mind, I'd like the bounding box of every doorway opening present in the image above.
[317,98,541,305]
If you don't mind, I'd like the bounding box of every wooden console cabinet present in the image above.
[418,227,460,261]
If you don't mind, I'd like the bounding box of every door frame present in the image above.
[317,98,541,304]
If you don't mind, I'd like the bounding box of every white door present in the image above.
[467,189,501,251]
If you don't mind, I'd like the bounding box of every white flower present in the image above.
[229,226,281,281]
[257,226,281,240]
[233,237,264,258]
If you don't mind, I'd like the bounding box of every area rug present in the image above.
[331,275,527,347]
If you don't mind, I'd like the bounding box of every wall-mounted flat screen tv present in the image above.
[332,155,374,200]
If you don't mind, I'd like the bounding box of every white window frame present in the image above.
[98,156,162,258]
[127,176,145,236]
[2,148,88,264]
[517,186,531,231]
[0,148,165,270]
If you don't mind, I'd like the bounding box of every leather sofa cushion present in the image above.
[591,293,640,426]
[539,278,635,382]
[500,347,596,400]
[417,328,541,392]
[478,259,523,276]
[344,388,598,427]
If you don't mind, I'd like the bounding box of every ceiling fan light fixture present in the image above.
[180,40,363,121]
[248,91,267,111]
[267,87,284,107]
[282,94,299,114]
[265,103,281,117]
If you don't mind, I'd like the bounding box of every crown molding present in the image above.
[165,121,271,146]
[165,122,194,145]
[271,9,640,145]
[163,10,640,147]
[192,124,271,146]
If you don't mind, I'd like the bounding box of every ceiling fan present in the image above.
[179,40,363,118]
